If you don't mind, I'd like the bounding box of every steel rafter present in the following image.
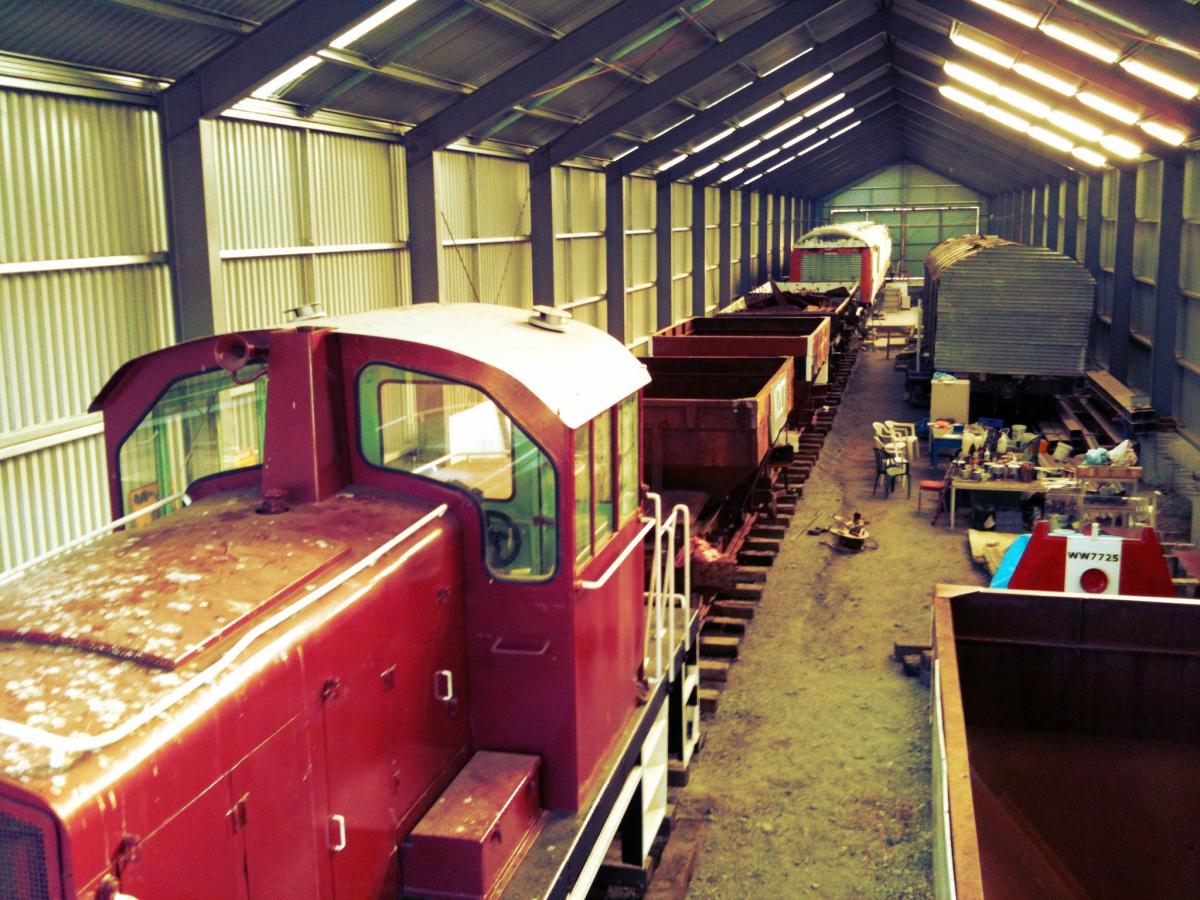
[533,0,835,172]
[698,86,894,188]
[893,74,1076,178]
[668,53,890,183]
[160,0,395,140]
[402,0,685,161]
[756,112,903,193]
[616,14,886,177]
[889,38,1147,159]
[892,100,1064,187]
[103,0,256,33]
[915,0,1200,138]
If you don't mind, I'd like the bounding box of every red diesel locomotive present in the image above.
[0,304,699,898]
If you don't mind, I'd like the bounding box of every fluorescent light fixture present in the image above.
[1119,59,1199,100]
[766,155,795,173]
[983,104,1031,131]
[709,82,753,107]
[718,167,746,183]
[761,113,807,141]
[1047,110,1102,141]
[818,108,854,129]
[251,56,322,98]
[1012,61,1076,96]
[795,138,829,157]
[656,154,688,173]
[784,72,833,101]
[722,140,760,162]
[993,85,1050,118]
[1099,134,1142,159]
[1038,22,1119,63]
[1075,91,1139,125]
[826,120,861,141]
[742,173,764,186]
[1027,125,1073,151]
[803,93,845,117]
[329,0,419,49]
[944,62,999,94]
[649,115,695,140]
[693,127,735,152]
[762,48,812,78]
[1071,146,1107,166]
[1138,120,1187,146]
[693,161,720,178]
[740,100,784,127]
[781,127,818,148]
[948,31,1016,68]
[970,0,1041,28]
[939,83,988,112]
[611,146,637,161]
[746,148,781,168]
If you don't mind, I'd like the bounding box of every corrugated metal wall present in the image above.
[213,118,409,330]
[730,189,743,291]
[624,175,656,347]
[822,164,987,277]
[670,182,691,324]
[553,165,605,330]
[1177,153,1200,437]
[439,151,530,308]
[748,191,760,284]
[704,186,720,313]
[0,89,174,570]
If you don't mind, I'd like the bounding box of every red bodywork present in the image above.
[790,246,876,304]
[1008,521,1177,597]
[0,310,647,898]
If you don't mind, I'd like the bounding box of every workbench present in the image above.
[948,479,1043,530]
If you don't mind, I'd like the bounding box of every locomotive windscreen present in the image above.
[0,805,53,900]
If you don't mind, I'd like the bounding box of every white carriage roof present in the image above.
[328,304,649,430]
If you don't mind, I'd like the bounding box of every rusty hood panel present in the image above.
[0,520,349,670]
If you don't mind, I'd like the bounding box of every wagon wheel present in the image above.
[485,509,522,568]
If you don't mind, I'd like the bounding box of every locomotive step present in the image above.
[699,687,721,716]
[736,552,776,568]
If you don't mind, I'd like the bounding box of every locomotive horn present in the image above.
[214,333,268,384]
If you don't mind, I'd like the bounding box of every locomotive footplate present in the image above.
[501,611,701,900]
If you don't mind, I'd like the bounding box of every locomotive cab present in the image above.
[0,304,654,898]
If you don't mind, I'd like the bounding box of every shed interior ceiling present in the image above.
[0,0,1196,197]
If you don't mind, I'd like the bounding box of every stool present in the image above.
[917,480,945,514]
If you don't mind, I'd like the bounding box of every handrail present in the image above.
[577,518,656,590]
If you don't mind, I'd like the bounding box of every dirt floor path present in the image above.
[683,346,987,899]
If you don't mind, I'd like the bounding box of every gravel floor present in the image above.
[682,345,987,899]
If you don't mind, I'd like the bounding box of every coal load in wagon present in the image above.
[923,236,1096,376]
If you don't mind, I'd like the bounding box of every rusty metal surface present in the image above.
[0,515,348,670]
[934,585,1200,899]
[642,356,793,499]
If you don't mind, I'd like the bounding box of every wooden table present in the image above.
[948,478,1045,529]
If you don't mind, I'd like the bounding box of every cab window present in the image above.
[117,369,267,523]
[358,363,557,581]
[575,397,640,569]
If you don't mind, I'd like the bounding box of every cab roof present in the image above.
[327,303,649,430]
